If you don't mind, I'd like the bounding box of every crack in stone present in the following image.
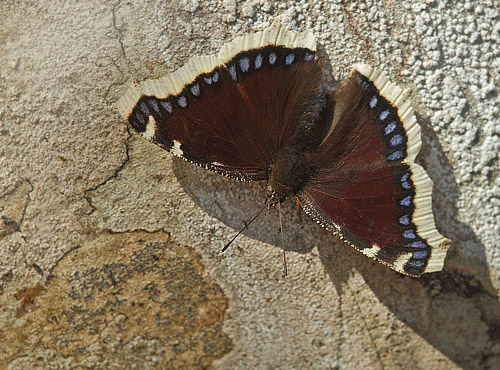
[102,0,135,105]
[0,178,33,239]
[83,126,132,216]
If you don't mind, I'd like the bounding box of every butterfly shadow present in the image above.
[172,158,322,256]
[319,115,500,369]
[173,113,499,368]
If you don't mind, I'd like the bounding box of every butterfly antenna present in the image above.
[221,204,267,253]
[279,201,288,278]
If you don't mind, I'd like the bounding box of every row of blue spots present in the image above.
[408,255,427,268]
[400,172,412,190]
[132,100,155,127]
[406,237,428,269]
[397,171,429,264]
[228,50,315,82]
[135,49,315,123]
[398,190,428,254]
[358,76,430,269]
[397,171,428,254]
[157,50,315,113]
[157,70,221,113]
[405,234,429,262]
[367,91,405,161]
[184,70,221,104]
[406,237,428,268]
[203,71,220,85]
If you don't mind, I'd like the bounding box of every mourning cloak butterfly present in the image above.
[117,23,450,277]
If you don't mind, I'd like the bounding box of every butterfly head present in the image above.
[266,187,287,209]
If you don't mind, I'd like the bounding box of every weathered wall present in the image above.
[1,0,499,368]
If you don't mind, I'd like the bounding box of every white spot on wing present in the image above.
[305,52,314,61]
[331,222,342,231]
[285,53,295,65]
[369,96,378,108]
[212,161,224,166]
[191,83,200,96]
[229,65,237,81]
[394,252,413,272]
[362,245,381,258]
[143,116,156,139]
[255,53,263,69]
[269,52,277,65]
[239,57,250,72]
[212,71,219,83]
[177,96,187,107]
[171,140,183,156]
[204,76,212,84]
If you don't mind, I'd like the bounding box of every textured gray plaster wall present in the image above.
[0,0,499,369]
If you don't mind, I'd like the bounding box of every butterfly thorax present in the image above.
[267,147,313,207]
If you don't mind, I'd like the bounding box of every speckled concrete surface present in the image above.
[1,0,499,368]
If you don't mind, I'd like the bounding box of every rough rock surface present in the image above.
[1,0,499,368]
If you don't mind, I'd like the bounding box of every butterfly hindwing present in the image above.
[297,65,450,277]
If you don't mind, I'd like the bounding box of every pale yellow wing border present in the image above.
[354,64,450,273]
[117,22,316,120]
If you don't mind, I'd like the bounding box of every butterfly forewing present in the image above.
[118,24,322,182]
[133,66,270,180]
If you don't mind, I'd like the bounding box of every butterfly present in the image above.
[117,22,450,277]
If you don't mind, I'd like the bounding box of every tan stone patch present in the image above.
[1,231,232,369]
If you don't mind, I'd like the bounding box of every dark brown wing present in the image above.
[117,23,323,181]
[297,64,450,277]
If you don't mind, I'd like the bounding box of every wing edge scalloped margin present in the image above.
[353,63,421,163]
[117,22,317,120]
